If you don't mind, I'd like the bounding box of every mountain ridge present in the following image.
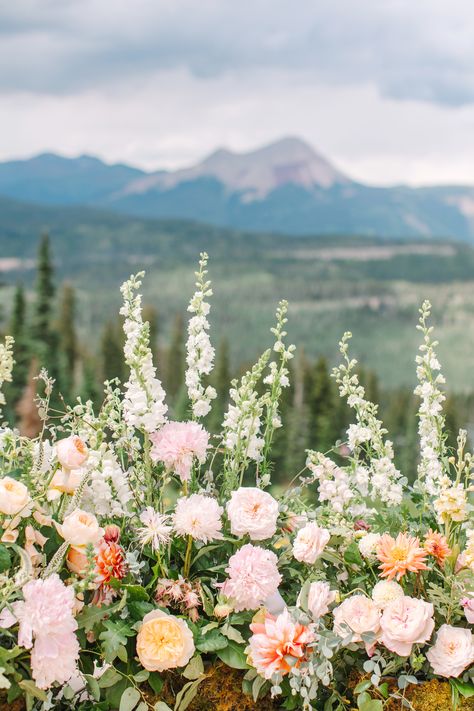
[1,137,474,240]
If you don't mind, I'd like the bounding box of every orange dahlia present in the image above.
[95,540,127,586]
[376,532,428,581]
[424,530,451,566]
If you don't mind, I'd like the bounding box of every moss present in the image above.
[349,675,474,711]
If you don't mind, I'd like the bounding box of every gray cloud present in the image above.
[1,0,474,106]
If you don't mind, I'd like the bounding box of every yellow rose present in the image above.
[0,476,30,516]
[136,610,195,672]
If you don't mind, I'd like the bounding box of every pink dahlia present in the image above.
[248,608,313,680]
[221,544,282,612]
[12,574,79,689]
[174,494,223,543]
[150,421,209,482]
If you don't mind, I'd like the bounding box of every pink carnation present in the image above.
[248,608,313,680]
[12,574,79,689]
[221,544,282,611]
[150,421,209,482]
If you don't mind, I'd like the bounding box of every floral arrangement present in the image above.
[0,254,473,711]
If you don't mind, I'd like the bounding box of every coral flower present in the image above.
[424,530,451,566]
[248,608,313,680]
[95,540,127,586]
[376,532,428,581]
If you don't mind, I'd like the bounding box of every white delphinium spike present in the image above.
[222,349,271,490]
[262,300,295,461]
[185,253,216,418]
[0,335,14,417]
[414,300,446,496]
[120,272,167,433]
[332,333,404,505]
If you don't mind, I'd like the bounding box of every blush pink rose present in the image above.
[292,522,330,565]
[333,595,381,653]
[380,595,434,656]
[426,624,474,677]
[227,487,279,541]
[461,597,474,624]
[56,436,88,470]
[303,581,337,619]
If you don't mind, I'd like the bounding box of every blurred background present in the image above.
[1,0,474,480]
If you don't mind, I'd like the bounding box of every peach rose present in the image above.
[333,595,381,653]
[293,522,330,564]
[0,476,31,516]
[136,609,195,672]
[56,436,88,470]
[67,546,89,576]
[58,509,104,548]
[426,624,474,677]
[48,468,84,500]
[380,595,434,656]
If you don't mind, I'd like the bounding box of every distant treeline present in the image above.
[3,234,472,483]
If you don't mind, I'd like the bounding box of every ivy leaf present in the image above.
[99,620,135,662]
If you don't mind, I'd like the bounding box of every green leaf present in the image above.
[154,704,172,711]
[133,670,150,683]
[121,584,150,601]
[98,668,123,689]
[119,687,141,711]
[354,680,372,694]
[183,655,204,680]
[0,667,10,690]
[344,542,363,566]
[252,675,267,702]
[0,544,11,573]
[451,679,474,699]
[359,700,383,711]
[174,677,206,711]
[128,601,155,621]
[216,640,249,670]
[84,674,101,702]
[99,619,135,662]
[221,623,246,645]
[148,672,164,695]
[19,679,48,701]
[77,594,127,633]
[196,629,228,653]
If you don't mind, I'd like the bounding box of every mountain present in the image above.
[1,138,474,240]
[0,152,144,205]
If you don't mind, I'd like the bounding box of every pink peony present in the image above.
[248,608,313,680]
[150,421,209,482]
[333,595,381,653]
[292,522,330,565]
[302,581,337,619]
[227,487,279,541]
[174,494,223,543]
[221,544,282,611]
[12,574,79,689]
[426,624,474,677]
[461,596,474,624]
[380,595,434,656]
[56,435,88,470]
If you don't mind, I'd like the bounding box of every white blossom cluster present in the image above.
[0,335,14,415]
[120,272,167,433]
[414,300,446,496]
[222,349,271,481]
[82,447,133,518]
[185,253,217,418]
[433,475,468,524]
[305,452,354,514]
[332,332,403,506]
[263,300,295,440]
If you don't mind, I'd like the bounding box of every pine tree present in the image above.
[57,282,78,397]
[5,284,29,411]
[308,356,338,453]
[33,233,55,352]
[166,313,185,402]
[100,319,126,383]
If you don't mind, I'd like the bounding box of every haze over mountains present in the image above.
[1,137,474,240]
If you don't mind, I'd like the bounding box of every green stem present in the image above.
[183,535,193,578]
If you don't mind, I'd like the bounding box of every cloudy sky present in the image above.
[2,0,474,185]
